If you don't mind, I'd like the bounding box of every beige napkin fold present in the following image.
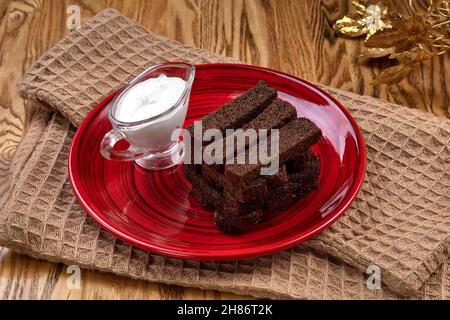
[1,8,449,298]
[2,110,449,300]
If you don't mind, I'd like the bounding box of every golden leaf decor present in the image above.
[365,16,430,51]
[334,1,392,39]
[334,0,450,85]
[372,48,434,84]
[360,46,396,58]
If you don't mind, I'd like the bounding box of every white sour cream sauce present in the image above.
[115,74,186,122]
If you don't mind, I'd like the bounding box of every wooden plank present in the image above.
[0,248,244,299]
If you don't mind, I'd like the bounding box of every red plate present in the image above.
[69,63,366,260]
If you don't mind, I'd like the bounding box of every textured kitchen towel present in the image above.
[1,109,449,300]
[2,8,449,298]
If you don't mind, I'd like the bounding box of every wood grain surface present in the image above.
[0,0,448,300]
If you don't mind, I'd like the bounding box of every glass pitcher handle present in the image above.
[100,130,146,161]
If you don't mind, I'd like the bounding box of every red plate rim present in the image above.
[68,63,367,260]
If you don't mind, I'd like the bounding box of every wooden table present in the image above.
[0,0,448,300]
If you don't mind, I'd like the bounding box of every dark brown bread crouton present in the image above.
[223,191,266,215]
[205,98,297,164]
[214,210,264,234]
[286,150,315,173]
[187,80,277,145]
[184,81,322,234]
[289,153,321,198]
[185,165,223,210]
[224,118,322,187]
[203,164,288,203]
[223,177,269,204]
[185,153,320,234]
[243,99,297,130]
[201,165,225,191]
[265,164,289,188]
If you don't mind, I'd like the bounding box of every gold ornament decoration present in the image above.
[334,0,450,85]
[334,1,392,39]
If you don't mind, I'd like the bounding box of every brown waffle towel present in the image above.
[1,9,449,299]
